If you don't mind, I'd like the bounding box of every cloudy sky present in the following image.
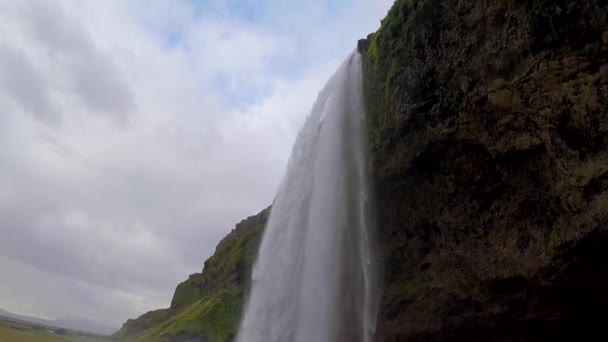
[0,0,393,330]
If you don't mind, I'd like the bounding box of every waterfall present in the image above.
[237,52,380,342]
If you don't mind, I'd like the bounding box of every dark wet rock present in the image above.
[360,0,608,340]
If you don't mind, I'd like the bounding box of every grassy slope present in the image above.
[115,208,269,342]
[121,291,240,342]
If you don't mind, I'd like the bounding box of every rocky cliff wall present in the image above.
[359,0,608,340]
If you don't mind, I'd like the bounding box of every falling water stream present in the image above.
[237,52,380,342]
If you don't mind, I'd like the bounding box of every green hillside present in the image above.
[114,208,269,342]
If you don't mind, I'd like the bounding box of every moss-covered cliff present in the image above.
[114,208,269,342]
[359,0,608,340]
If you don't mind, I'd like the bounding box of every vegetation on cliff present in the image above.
[359,0,608,340]
[114,208,269,342]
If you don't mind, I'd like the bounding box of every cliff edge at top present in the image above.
[359,0,608,340]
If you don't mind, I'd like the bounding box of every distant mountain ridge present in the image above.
[0,307,116,335]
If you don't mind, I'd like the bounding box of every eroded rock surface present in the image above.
[360,0,608,340]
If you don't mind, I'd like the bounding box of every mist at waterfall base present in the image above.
[237,52,380,342]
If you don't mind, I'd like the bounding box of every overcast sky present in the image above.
[0,0,393,329]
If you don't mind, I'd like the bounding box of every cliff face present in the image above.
[359,0,608,340]
[114,208,269,342]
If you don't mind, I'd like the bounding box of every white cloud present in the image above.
[0,0,393,329]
